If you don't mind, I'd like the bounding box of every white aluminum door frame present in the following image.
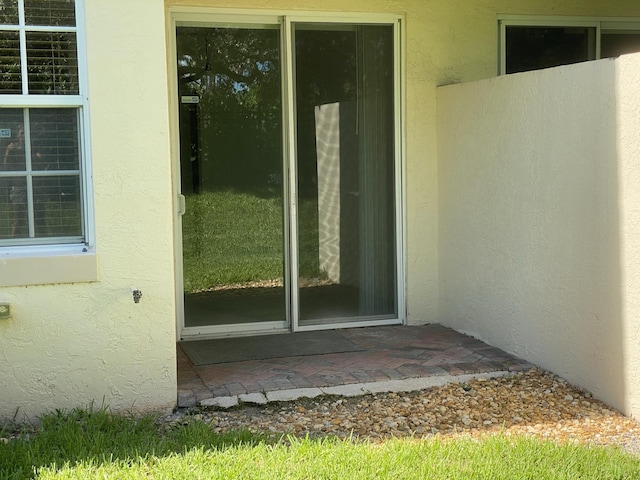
[284,14,405,332]
[169,11,289,340]
[168,8,406,340]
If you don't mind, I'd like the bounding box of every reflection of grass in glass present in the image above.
[0,194,82,239]
[39,199,82,237]
[182,189,321,293]
[0,195,12,238]
[298,194,322,281]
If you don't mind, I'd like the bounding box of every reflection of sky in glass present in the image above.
[178,56,192,67]
[257,61,272,72]
[232,79,247,92]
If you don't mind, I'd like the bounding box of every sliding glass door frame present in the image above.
[168,8,406,340]
[284,14,405,332]
[170,12,290,340]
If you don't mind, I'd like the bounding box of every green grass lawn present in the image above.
[182,189,322,292]
[2,408,640,480]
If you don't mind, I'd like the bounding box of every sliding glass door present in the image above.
[176,25,287,329]
[293,24,397,326]
[174,13,402,338]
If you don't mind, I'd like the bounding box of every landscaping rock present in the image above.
[163,368,640,455]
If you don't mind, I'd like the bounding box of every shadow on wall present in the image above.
[437,55,640,417]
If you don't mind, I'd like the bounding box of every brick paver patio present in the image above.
[177,324,533,407]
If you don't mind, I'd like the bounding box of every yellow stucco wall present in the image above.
[2,0,640,420]
[0,0,177,421]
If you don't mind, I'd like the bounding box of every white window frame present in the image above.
[498,15,640,75]
[167,7,406,340]
[0,0,96,286]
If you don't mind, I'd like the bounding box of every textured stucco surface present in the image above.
[616,54,640,418]
[438,54,640,418]
[2,0,640,421]
[0,0,177,421]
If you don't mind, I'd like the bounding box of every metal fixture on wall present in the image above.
[132,290,143,303]
[0,303,11,319]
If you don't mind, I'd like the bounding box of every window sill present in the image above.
[0,246,98,287]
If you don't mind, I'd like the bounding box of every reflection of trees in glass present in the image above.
[294,26,394,196]
[295,29,358,196]
[0,0,78,94]
[26,31,79,94]
[0,31,21,94]
[1,1,76,29]
[1,2,22,93]
[176,27,282,190]
[0,1,19,25]
[24,0,76,26]
[295,25,396,301]
[295,30,359,111]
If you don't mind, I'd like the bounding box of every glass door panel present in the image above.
[293,24,398,326]
[176,25,286,328]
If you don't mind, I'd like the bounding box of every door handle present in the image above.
[177,194,186,216]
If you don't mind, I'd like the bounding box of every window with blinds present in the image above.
[0,0,86,246]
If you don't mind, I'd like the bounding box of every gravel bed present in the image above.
[162,368,640,455]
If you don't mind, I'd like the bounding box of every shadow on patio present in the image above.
[177,324,533,408]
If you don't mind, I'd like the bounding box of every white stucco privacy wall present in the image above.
[0,0,177,421]
[438,54,640,418]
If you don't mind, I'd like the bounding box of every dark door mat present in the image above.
[180,330,364,366]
